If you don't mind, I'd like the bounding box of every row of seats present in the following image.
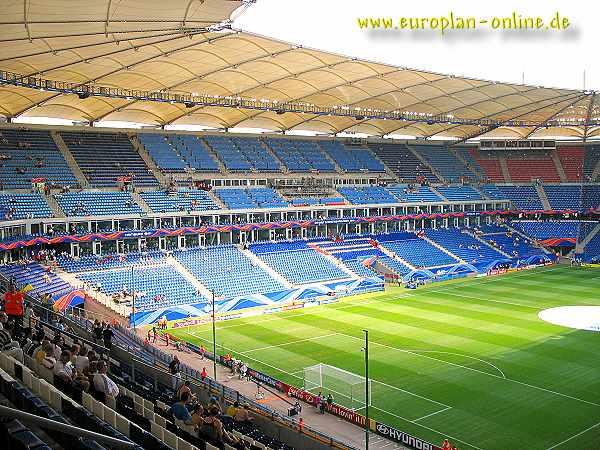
[250,242,349,284]
[173,245,286,298]
[368,143,439,182]
[215,188,287,209]
[140,190,219,213]
[414,145,475,183]
[55,191,143,217]
[0,129,78,189]
[0,263,71,297]
[319,141,385,172]
[61,132,157,187]
[0,193,53,219]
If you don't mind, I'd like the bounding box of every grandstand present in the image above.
[0,2,599,450]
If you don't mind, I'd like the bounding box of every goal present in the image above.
[303,363,371,411]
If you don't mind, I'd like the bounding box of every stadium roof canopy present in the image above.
[1,0,600,141]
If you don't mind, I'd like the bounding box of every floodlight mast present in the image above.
[363,329,370,450]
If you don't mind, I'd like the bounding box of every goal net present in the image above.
[303,363,371,411]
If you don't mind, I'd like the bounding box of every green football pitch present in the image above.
[170,265,600,450]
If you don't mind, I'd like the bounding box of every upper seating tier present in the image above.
[0,129,77,189]
[61,132,157,187]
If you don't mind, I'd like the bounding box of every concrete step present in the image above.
[166,256,213,300]
[535,184,551,210]
[405,144,447,183]
[377,243,417,271]
[421,235,466,264]
[51,131,89,188]
[129,134,168,186]
[498,157,512,183]
[46,194,66,218]
[131,191,152,214]
[239,246,294,288]
[550,150,568,182]
[576,223,600,253]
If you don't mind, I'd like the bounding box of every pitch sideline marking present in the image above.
[412,406,453,422]
[339,333,600,408]
[546,421,600,449]
[239,332,341,354]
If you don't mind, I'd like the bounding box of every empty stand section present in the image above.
[378,232,459,268]
[368,143,439,182]
[55,191,143,217]
[497,185,543,210]
[426,228,506,263]
[215,187,287,209]
[0,263,71,296]
[435,185,483,201]
[77,264,202,311]
[0,129,77,188]
[506,156,560,183]
[140,189,218,213]
[471,149,505,182]
[386,184,443,202]
[413,145,474,182]
[338,186,397,204]
[543,185,582,210]
[0,193,53,219]
[511,221,580,239]
[174,245,286,298]
[266,138,336,172]
[61,132,157,187]
[584,145,600,181]
[251,241,350,284]
[557,146,584,182]
[204,135,280,172]
[582,185,600,209]
[138,134,187,172]
[319,141,385,172]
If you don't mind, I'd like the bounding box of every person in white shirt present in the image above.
[93,360,119,397]
[53,350,74,382]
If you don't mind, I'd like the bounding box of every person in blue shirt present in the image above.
[168,391,193,424]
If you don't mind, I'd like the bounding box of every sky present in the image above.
[234,0,598,91]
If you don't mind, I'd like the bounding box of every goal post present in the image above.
[303,363,371,411]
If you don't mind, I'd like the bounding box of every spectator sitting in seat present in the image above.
[190,403,205,428]
[226,400,239,417]
[233,402,253,423]
[202,406,246,449]
[73,344,90,372]
[41,344,57,369]
[176,380,195,402]
[168,391,193,425]
[93,360,119,398]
